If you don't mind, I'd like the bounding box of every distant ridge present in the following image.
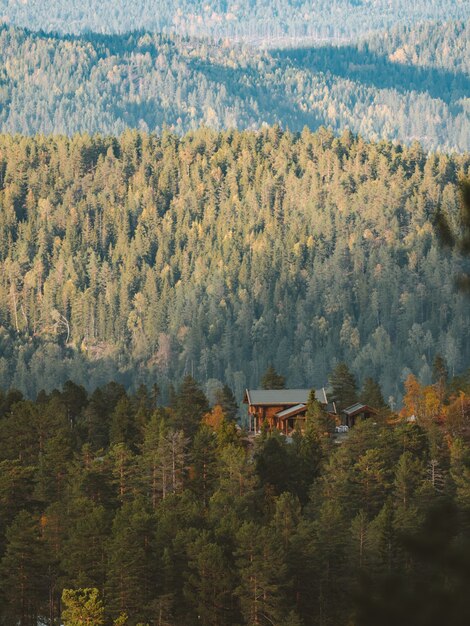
[0,0,469,42]
[0,22,468,151]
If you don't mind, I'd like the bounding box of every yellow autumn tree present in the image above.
[202,404,226,431]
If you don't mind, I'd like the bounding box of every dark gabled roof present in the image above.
[342,403,378,417]
[275,403,307,419]
[244,388,328,406]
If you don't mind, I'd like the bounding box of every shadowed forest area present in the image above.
[0,128,469,401]
[0,360,470,625]
[0,21,468,150]
[0,3,469,624]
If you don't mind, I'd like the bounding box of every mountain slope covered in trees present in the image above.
[0,372,470,625]
[0,127,469,402]
[1,0,469,42]
[0,23,469,151]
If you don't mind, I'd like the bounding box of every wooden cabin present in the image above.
[342,403,378,428]
[244,388,330,434]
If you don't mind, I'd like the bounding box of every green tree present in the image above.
[329,362,358,410]
[189,425,218,508]
[256,431,292,495]
[184,531,233,626]
[174,375,209,438]
[110,396,137,448]
[61,588,105,626]
[0,511,48,626]
[105,499,157,623]
[61,499,110,591]
[214,384,239,421]
[435,179,470,291]
[360,378,387,410]
[306,389,335,439]
[261,365,286,390]
[235,521,287,626]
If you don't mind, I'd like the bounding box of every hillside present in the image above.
[0,127,469,401]
[0,23,469,151]
[0,0,469,42]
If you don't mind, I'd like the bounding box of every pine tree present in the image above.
[256,431,293,495]
[105,499,157,623]
[174,375,209,438]
[305,389,335,439]
[184,531,233,626]
[61,499,110,591]
[432,355,448,387]
[329,363,358,410]
[109,443,137,503]
[189,425,218,508]
[450,438,470,511]
[140,412,167,508]
[261,365,286,390]
[360,378,387,410]
[393,451,426,510]
[61,380,88,427]
[235,521,288,626]
[61,588,105,626]
[310,500,348,626]
[110,396,137,448]
[0,511,48,625]
[353,448,388,517]
[214,384,239,421]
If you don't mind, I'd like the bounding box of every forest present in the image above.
[0,359,469,625]
[0,3,469,625]
[0,0,469,42]
[0,126,469,403]
[0,22,469,151]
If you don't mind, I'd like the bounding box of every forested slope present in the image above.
[0,23,469,151]
[1,0,469,41]
[0,127,468,401]
[0,373,470,625]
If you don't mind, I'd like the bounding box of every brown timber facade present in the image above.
[243,388,329,434]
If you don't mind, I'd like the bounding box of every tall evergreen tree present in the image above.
[0,511,48,626]
[329,362,358,410]
[105,499,157,623]
[174,376,209,438]
[261,366,286,390]
[214,384,239,422]
[360,378,387,410]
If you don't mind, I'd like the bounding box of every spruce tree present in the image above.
[174,375,209,438]
[360,378,387,410]
[235,521,287,626]
[214,384,239,421]
[105,499,157,623]
[189,425,218,508]
[61,499,110,591]
[261,365,286,390]
[329,362,358,410]
[184,531,233,626]
[0,511,48,625]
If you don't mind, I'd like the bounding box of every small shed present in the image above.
[342,403,378,428]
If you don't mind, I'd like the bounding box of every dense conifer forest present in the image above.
[0,127,469,402]
[0,0,469,42]
[0,3,470,623]
[0,22,469,150]
[0,365,469,625]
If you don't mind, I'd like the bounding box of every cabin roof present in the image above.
[342,402,378,417]
[244,388,328,406]
[275,403,307,419]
